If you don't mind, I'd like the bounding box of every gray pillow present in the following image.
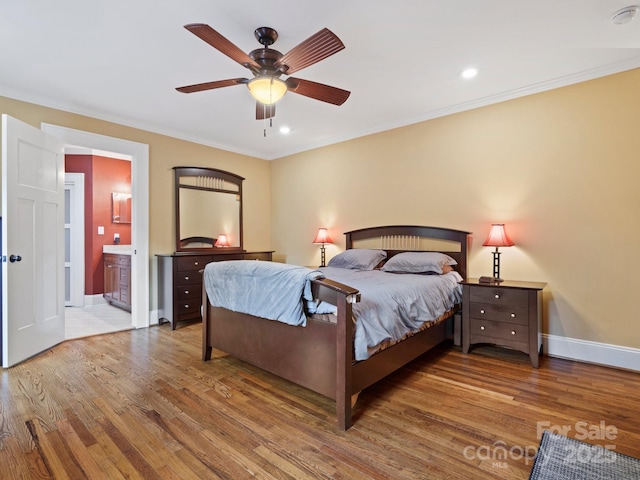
[380,251,457,274]
[326,249,387,270]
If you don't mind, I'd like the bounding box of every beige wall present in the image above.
[0,95,271,309]
[3,68,639,350]
[271,68,640,350]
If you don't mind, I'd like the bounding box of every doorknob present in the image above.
[9,254,22,262]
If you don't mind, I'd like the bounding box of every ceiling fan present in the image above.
[176,24,350,120]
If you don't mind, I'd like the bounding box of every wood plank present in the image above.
[0,324,638,479]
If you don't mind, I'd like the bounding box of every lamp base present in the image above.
[479,276,503,283]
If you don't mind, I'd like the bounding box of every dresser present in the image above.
[461,278,546,367]
[156,251,273,329]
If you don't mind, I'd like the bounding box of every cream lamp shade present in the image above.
[247,76,287,105]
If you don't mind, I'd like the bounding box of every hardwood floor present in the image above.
[1,323,639,479]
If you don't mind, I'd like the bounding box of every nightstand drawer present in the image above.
[176,270,203,285]
[469,286,529,307]
[469,302,529,325]
[468,319,529,343]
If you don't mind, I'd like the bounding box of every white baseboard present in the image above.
[149,309,160,326]
[84,294,107,307]
[543,334,640,372]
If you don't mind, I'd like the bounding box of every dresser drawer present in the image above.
[176,269,203,286]
[243,252,272,261]
[177,299,200,316]
[469,302,529,325]
[469,286,529,307]
[211,253,244,262]
[176,255,211,272]
[468,318,529,343]
[177,284,200,300]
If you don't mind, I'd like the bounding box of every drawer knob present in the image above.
[494,294,500,299]
[194,261,199,266]
[184,276,189,281]
[184,290,189,295]
[185,304,190,308]
[510,313,516,318]
[480,325,485,331]
[511,330,516,335]
[480,309,485,314]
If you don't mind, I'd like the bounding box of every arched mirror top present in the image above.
[174,166,244,253]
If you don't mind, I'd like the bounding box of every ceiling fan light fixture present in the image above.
[247,76,287,105]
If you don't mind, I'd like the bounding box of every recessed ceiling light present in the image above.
[279,126,290,134]
[611,5,639,24]
[461,68,478,79]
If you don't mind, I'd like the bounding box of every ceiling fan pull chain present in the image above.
[263,105,267,137]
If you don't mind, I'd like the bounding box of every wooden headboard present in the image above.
[344,225,470,279]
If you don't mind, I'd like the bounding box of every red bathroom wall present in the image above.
[65,155,131,295]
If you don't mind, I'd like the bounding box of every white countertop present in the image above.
[103,245,132,255]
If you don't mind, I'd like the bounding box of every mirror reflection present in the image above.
[112,192,131,224]
[178,188,240,248]
[174,167,244,252]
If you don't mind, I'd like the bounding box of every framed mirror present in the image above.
[112,192,131,224]
[174,166,244,252]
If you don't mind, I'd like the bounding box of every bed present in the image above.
[201,225,469,430]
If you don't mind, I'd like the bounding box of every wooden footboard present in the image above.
[202,278,361,430]
[202,278,452,430]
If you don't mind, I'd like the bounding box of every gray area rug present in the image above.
[530,431,640,479]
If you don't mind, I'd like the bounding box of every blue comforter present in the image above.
[203,261,324,326]
[204,261,462,362]
[319,267,463,360]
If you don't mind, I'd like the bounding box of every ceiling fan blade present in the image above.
[256,102,276,120]
[184,23,260,70]
[277,28,345,75]
[285,77,350,106]
[176,78,248,94]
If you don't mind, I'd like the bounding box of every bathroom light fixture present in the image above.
[247,76,287,105]
[312,228,333,267]
[482,224,514,282]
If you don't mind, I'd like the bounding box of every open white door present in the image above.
[2,115,65,367]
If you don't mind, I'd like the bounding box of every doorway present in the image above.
[41,124,150,329]
[65,167,133,340]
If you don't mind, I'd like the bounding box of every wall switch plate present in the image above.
[97,226,104,235]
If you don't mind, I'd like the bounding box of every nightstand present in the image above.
[462,279,546,367]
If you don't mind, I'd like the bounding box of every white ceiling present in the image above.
[1,1,639,160]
